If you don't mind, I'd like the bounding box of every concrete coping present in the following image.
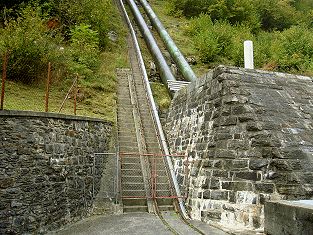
[213,65,313,81]
[0,110,112,125]
[268,200,313,210]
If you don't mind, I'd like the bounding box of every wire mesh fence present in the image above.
[0,50,80,115]
[119,152,190,200]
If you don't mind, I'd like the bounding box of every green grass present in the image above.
[150,82,172,112]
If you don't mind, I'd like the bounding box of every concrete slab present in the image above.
[48,213,172,235]
[265,201,313,235]
[161,211,227,235]
[47,212,229,235]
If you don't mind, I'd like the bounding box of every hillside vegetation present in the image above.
[159,0,313,75]
[0,0,128,121]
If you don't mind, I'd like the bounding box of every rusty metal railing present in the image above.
[119,152,190,200]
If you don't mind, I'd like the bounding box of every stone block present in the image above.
[224,159,249,169]
[249,159,269,170]
[232,105,253,115]
[220,116,237,126]
[246,122,263,132]
[214,133,233,141]
[202,210,222,221]
[233,171,261,181]
[212,170,229,178]
[0,178,14,189]
[271,159,292,171]
[265,201,313,235]
[210,190,229,200]
[221,181,253,191]
[238,114,256,122]
[227,140,250,150]
[210,178,220,189]
[255,183,274,193]
[215,149,237,159]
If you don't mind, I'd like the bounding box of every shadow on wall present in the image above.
[165,65,313,232]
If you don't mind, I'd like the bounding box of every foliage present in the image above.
[167,0,260,30]
[255,0,299,31]
[187,14,313,73]
[69,24,100,78]
[167,0,312,31]
[164,0,313,75]
[187,15,254,66]
[41,0,114,49]
[0,6,64,83]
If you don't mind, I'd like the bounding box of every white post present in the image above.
[244,40,254,69]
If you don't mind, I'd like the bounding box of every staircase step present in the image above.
[122,198,147,206]
[123,205,148,213]
[157,205,175,211]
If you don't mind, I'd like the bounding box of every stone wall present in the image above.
[165,66,313,231]
[0,111,112,234]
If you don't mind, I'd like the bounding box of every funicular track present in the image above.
[116,0,207,234]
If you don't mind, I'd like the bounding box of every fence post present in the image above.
[244,40,254,69]
[1,51,8,110]
[45,62,52,112]
[74,74,78,115]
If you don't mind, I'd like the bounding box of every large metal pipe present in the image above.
[127,0,176,85]
[138,0,197,82]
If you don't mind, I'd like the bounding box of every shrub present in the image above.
[188,15,253,66]
[167,0,260,30]
[0,6,65,83]
[45,0,114,49]
[255,0,299,31]
[273,26,313,72]
[69,24,100,74]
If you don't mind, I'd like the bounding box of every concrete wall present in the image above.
[165,66,313,231]
[0,111,112,234]
[265,201,313,235]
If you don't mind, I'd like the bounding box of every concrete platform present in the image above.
[265,200,313,235]
[47,212,228,235]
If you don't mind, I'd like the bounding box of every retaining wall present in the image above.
[165,66,313,231]
[0,111,112,234]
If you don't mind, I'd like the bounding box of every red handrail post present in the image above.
[1,51,8,110]
[74,74,78,115]
[45,62,52,112]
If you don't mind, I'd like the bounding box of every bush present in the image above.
[188,15,254,66]
[255,0,299,31]
[69,23,100,77]
[45,0,114,49]
[167,0,260,30]
[0,6,65,83]
[273,26,313,72]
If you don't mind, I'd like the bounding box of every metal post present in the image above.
[1,51,8,110]
[74,75,78,115]
[45,62,52,112]
[244,40,254,69]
